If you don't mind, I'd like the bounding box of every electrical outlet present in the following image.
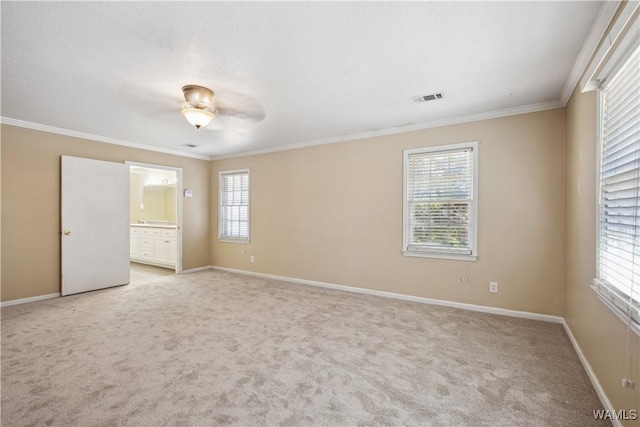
[250,256,255,264]
[489,282,498,293]
[622,379,635,389]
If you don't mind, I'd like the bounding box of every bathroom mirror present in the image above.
[130,166,178,225]
[141,185,176,223]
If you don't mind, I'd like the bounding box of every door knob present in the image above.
[63,230,71,235]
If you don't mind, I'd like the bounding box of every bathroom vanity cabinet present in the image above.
[130,225,177,268]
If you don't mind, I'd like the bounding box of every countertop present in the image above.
[130,223,177,229]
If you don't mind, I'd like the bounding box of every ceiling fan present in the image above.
[180,85,216,129]
[179,84,266,131]
[122,82,265,133]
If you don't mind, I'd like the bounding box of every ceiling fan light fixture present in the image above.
[181,107,214,129]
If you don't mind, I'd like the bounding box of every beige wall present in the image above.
[565,88,640,421]
[1,124,211,302]
[211,109,566,315]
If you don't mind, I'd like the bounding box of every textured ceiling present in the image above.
[1,1,604,159]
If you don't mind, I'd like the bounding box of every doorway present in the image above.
[127,162,184,276]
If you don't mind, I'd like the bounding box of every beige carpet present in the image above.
[2,270,608,426]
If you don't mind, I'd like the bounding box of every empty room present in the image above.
[1,1,639,426]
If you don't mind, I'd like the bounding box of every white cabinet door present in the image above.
[130,227,139,258]
[154,238,171,263]
[61,156,129,296]
[168,239,177,263]
[130,235,139,257]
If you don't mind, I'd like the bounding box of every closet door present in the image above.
[61,156,129,296]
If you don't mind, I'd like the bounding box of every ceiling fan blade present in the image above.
[205,112,264,132]
[119,83,181,117]
[213,87,266,124]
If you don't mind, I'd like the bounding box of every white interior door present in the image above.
[61,156,130,296]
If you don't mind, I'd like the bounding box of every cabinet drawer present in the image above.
[138,250,154,260]
[139,238,154,248]
[151,228,176,236]
[161,228,176,237]
[139,228,154,236]
[130,227,140,235]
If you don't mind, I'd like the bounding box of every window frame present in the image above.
[402,141,479,261]
[218,168,251,243]
[592,38,640,336]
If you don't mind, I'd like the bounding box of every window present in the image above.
[219,169,250,242]
[593,43,640,330]
[403,141,478,260]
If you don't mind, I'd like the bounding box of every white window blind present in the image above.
[219,169,250,241]
[594,44,640,327]
[403,142,478,260]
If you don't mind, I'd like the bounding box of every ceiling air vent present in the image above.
[412,92,444,103]
[181,143,199,148]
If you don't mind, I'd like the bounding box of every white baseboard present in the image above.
[210,265,564,324]
[180,266,214,274]
[1,292,60,308]
[562,320,621,427]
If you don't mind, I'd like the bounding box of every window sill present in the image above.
[218,238,250,244]
[591,284,640,337]
[402,250,477,262]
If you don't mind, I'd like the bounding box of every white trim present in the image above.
[561,1,621,104]
[580,1,639,93]
[0,117,211,161]
[562,320,622,427]
[210,101,562,161]
[210,265,563,324]
[402,141,479,261]
[126,161,184,274]
[218,238,251,244]
[597,13,640,85]
[1,293,60,307]
[401,251,477,262]
[593,40,640,338]
[180,266,213,274]
[218,168,251,242]
[591,286,640,336]
[4,100,562,163]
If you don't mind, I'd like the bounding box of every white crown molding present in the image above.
[3,99,562,163]
[0,117,212,161]
[561,1,621,105]
[210,265,564,324]
[210,100,563,161]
